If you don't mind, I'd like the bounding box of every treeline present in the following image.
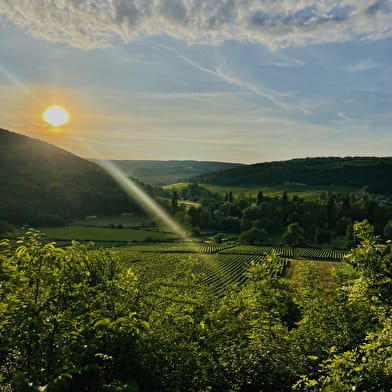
[165,183,392,246]
[1,222,391,391]
[193,156,392,195]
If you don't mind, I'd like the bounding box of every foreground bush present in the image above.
[0,230,145,391]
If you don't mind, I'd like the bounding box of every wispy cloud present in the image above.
[1,1,392,49]
[259,53,305,68]
[0,62,37,99]
[345,58,383,72]
[154,43,290,111]
[337,111,353,121]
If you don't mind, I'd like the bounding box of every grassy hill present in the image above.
[192,157,392,195]
[0,129,139,225]
[92,159,243,186]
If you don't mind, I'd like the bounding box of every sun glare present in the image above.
[43,106,70,126]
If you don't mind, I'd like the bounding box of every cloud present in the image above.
[337,111,352,121]
[1,1,392,49]
[154,43,290,111]
[345,58,383,72]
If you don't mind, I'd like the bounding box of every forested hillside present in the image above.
[0,129,138,225]
[93,159,243,186]
[193,157,392,194]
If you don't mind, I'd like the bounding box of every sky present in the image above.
[0,0,392,164]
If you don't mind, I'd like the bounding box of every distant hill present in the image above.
[192,157,392,195]
[92,159,244,186]
[0,129,139,225]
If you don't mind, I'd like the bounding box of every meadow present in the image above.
[164,182,356,202]
[69,213,155,227]
[7,225,177,244]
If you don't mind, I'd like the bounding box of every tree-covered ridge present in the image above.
[192,157,392,194]
[93,159,244,186]
[1,222,391,391]
[0,129,139,225]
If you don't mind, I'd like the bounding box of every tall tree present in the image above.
[282,223,305,247]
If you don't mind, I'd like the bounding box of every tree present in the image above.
[347,220,392,305]
[282,223,305,247]
[282,191,288,204]
[239,226,267,245]
[383,220,392,240]
[345,223,355,248]
[0,230,144,390]
[257,191,264,205]
[342,194,351,212]
[0,220,12,236]
[314,227,331,245]
[295,221,392,391]
[336,216,351,236]
[171,189,178,211]
[326,193,335,229]
[191,226,201,237]
[242,206,261,222]
[214,233,224,244]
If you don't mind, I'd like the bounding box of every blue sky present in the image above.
[0,1,391,163]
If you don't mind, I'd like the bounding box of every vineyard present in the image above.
[220,245,294,258]
[295,247,348,260]
[141,243,235,254]
[112,243,347,295]
[113,244,301,296]
[192,254,288,296]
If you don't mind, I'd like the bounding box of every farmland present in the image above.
[7,226,178,243]
[164,182,356,202]
[112,243,345,295]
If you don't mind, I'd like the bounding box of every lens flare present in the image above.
[97,159,189,239]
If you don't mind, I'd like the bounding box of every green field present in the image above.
[164,182,355,202]
[286,259,339,286]
[70,214,155,227]
[37,226,177,242]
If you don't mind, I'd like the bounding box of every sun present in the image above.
[43,106,70,126]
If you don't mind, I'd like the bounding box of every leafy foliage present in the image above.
[0,230,144,391]
[1,221,391,391]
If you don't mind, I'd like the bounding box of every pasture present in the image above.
[164,182,356,202]
[39,226,177,242]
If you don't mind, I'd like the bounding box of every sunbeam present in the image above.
[74,136,236,292]
[98,159,189,238]
[0,62,37,99]
[76,137,189,239]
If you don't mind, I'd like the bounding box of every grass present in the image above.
[178,200,201,208]
[286,259,339,286]
[69,214,155,228]
[164,183,356,202]
[39,226,177,242]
